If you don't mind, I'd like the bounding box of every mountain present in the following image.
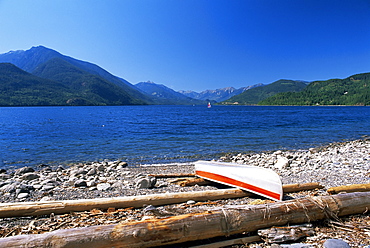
[179,84,264,102]
[222,80,308,105]
[32,57,147,105]
[135,81,205,105]
[0,63,90,106]
[0,46,152,104]
[259,73,370,106]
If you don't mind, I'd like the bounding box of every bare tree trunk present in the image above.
[0,192,368,248]
[0,183,323,218]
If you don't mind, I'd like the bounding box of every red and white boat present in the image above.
[194,160,283,201]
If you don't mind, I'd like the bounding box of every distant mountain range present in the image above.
[179,84,263,102]
[135,81,206,105]
[0,46,368,106]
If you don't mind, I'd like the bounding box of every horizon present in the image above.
[0,0,369,92]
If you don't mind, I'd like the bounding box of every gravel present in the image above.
[0,138,369,247]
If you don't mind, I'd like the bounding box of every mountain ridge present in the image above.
[135,81,206,105]
[0,63,91,106]
[0,46,153,104]
[32,57,146,105]
[222,80,308,105]
[179,84,264,102]
[259,73,370,105]
[1,46,368,106]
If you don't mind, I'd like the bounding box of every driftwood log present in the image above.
[327,183,370,194]
[0,183,323,218]
[0,192,368,248]
[148,173,196,178]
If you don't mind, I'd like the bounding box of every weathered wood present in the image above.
[0,192,368,248]
[0,188,249,218]
[327,183,370,194]
[148,173,196,178]
[176,177,211,186]
[282,182,324,193]
[0,183,324,218]
[257,224,314,243]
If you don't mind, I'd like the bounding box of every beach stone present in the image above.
[0,169,6,174]
[117,161,128,168]
[96,164,105,171]
[56,166,65,171]
[74,179,87,187]
[41,179,60,186]
[274,156,289,170]
[86,180,97,187]
[0,182,18,193]
[71,168,88,176]
[111,181,124,189]
[39,196,53,201]
[97,183,111,191]
[32,184,42,190]
[40,166,52,173]
[17,192,29,199]
[41,185,55,191]
[323,239,350,248]
[16,185,33,194]
[21,172,40,181]
[0,174,10,180]
[135,178,151,189]
[135,176,156,189]
[87,168,97,176]
[280,244,314,248]
[15,167,35,175]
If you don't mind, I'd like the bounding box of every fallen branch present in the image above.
[257,224,314,243]
[282,182,324,193]
[175,177,211,186]
[0,183,324,218]
[148,173,196,178]
[0,188,252,218]
[327,183,370,194]
[0,192,368,248]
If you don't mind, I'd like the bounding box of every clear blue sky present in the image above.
[0,0,369,92]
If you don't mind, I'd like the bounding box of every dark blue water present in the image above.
[0,105,369,168]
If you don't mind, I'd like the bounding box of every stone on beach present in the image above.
[135,176,157,189]
[323,239,350,248]
[0,139,369,246]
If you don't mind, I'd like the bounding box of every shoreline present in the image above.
[0,138,369,246]
[1,137,369,202]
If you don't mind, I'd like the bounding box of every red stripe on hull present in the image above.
[196,170,281,201]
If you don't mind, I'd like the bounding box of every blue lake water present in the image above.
[0,105,369,169]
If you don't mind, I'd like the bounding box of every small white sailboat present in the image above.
[207,102,211,108]
[194,160,283,201]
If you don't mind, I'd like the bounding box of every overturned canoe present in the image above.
[194,160,283,201]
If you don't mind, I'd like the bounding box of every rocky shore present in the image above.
[0,138,369,247]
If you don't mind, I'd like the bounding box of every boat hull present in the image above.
[194,161,283,201]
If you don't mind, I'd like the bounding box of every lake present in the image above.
[0,105,369,169]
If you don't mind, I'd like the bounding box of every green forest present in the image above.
[222,80,308,105]
[259,73,370,106]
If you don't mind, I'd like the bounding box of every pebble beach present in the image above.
[0,138,369,247]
